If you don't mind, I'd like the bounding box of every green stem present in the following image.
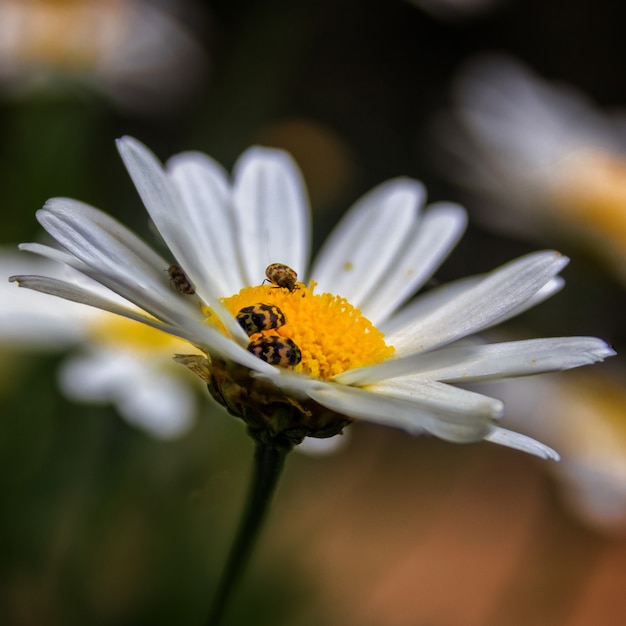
[206,436,291,626]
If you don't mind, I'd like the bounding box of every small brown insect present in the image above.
[167,264,195,295]
[264,263,298,292]
[236,303,287,336]
[247,335,302,367]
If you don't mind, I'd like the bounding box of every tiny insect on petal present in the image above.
[247,335,302,367]
[236,303,287,336]
[168,264,195,295]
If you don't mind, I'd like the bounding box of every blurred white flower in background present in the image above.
[480,370,626,533]
[0,248,201,438]
[0,0,207,113]
[442,57,626,532]
[442,55,626,284]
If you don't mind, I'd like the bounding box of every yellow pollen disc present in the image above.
[220,282,395,379]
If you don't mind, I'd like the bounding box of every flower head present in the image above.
[0,0,206,113]
[10,136,615,457]
[442,55,626,283]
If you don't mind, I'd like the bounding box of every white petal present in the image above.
[366,377,503,419]
[9,274,193,338]
[19,239,198,336]
[388,250,569,357]
[311,178,425,304]
[36,198,207,328]
[380,274,481,336]
[493,276,565,326]
[336,336,615,386]
[382,275,564,338]
[116,136,245,340]
[232,147,311,285]
[18,242,143,308]
[360,202,467,324]
[20,239,189,334]
[9,274,278,375]
[19,241,91,273]
[485,427,560,460]
[38,198,170,283]
[251,368,323,400]
[166,151,246,295]
[307,380,500,443]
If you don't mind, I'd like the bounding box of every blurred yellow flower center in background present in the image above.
[8,0,127,68]
[567,375,626,442]
[88,314,196,355]
[221,282,394,380]
[550,149,626,255]
[553,374,626,480]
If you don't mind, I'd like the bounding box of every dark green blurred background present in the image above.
[2,1,626,625]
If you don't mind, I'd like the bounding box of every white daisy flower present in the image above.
[0,248,201,438]
[10,136,615,459]
[442,55,626,284]
[0,0,206,113]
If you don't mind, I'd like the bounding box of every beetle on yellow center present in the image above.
[265,263,298,292]
[236,303,287,336]
[247,335,302,367]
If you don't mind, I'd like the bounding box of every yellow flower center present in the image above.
[220,282,394,380]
